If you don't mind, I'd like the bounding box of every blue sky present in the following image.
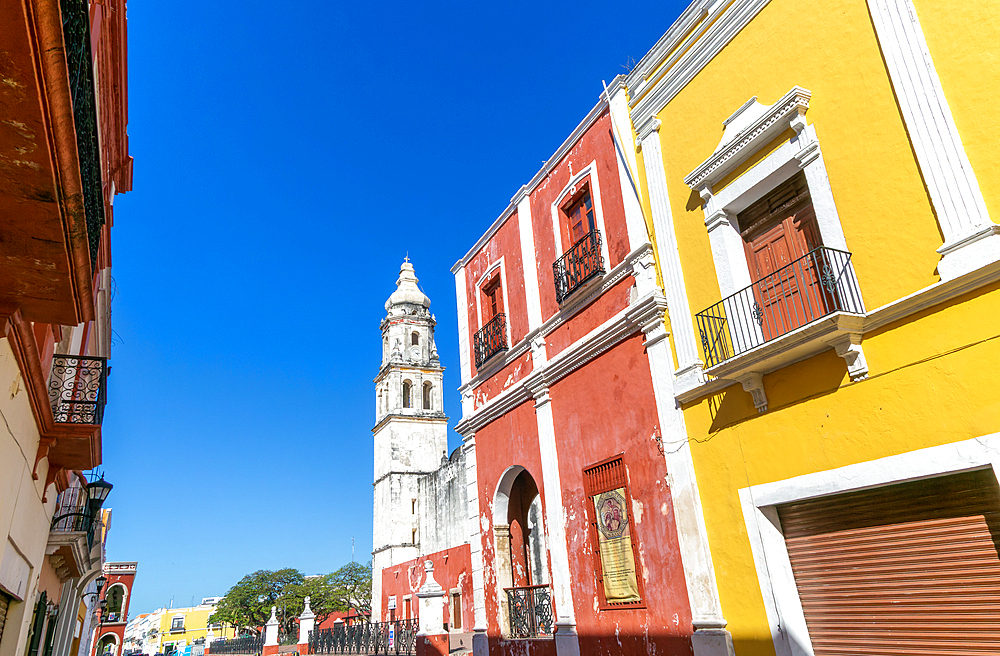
[104,0,687,615]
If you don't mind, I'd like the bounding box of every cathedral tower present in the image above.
[371,259,448,621]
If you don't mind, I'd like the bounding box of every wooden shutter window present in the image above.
[778,469,1000,655]
[583,455,646,610]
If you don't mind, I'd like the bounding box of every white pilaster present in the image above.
[640,303,734,656]
[868,0,1000,280]
[515,190,544,330]
[462,434,488,632]
[416,561,447,636]
[637,120,704,386]
[530,387,579,656]
[455,265,472,383]
[607,82,649,253]
[298,597,315,645]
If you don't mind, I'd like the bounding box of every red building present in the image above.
[92,562,137,656]
[450,78,721,656]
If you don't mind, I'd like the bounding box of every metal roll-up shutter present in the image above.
[777,469,1000,655]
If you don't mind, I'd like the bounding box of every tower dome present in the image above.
[385,258,431,311]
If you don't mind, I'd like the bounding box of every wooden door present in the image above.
[740,173,826,341]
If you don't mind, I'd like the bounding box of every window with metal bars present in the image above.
[582,455,645,610]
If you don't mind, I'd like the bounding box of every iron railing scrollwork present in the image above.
[309,619,417,656]
[473,313,508,368]
[207,635,264,656]
[60,0,107,270]
[553,230,605,305]
[48,355,108,425]
[506,585,554,639]
[695,247,864,368]
[50,511,96,549]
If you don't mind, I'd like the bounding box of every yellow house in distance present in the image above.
[126,600,236,656]
[619,0,1000,655]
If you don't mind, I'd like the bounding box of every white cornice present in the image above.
[628,0,773,137]
[684,86,811,190]
[455,288,666,436]
[451,75,627,274]
[625,1,712,98]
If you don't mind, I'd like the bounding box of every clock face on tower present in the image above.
[408,345,421,362]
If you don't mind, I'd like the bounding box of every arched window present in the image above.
[402,381,412,408]
[411,332,420,346]
[105,584,126,622]
[422,382,433,410]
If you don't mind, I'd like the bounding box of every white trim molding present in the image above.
[740,433,1000,656]
[867,0,1000,281]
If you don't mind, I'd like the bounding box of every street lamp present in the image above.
[87,476,113,509]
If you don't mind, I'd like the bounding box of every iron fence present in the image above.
[60,0,106,270]
[506,585,554,639]
[553,230,605,304]
[48,355,108,425]
[695,247,864,368]
[207,635,264,656]
[310,619,416,656]
[473,313,508,368]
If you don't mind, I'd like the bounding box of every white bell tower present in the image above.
[371,258,448,621]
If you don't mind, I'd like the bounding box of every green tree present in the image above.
[329,561,373,618]
[279,575,347,630]
[209,569,304,635]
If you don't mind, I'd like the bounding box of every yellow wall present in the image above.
[629,0,1000,654]
[157,607,235,648]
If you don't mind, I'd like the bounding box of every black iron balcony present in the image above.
[51,509,96,549]
[696,247,864,368]
[506,584,554,639]
[48,355,108,425]
[61,0,106,270]
[474,313,508,368]
[553,230,605,305]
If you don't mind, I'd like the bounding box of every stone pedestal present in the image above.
[553,618,580,656]
[471,626,487,656]
[263,606,280,656]
[298,596,315,645]
[415,561,447,656]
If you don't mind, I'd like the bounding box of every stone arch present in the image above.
[491,466,550,636]
[422,382,433,410]
[411,331,420,346]
[105,583,127,622]
[95,631,120,656]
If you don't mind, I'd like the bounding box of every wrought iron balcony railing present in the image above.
[51,510,96,549]
[61,0,106,270]
[473,313,508,368]
[48,355,108,425]
[696,246,864,368]
[506,584,554,639]
[553,230,605,305]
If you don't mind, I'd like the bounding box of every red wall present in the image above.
[380,545,473,631]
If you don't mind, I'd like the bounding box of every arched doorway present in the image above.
[493,467,551,637]
[95,633,119,656]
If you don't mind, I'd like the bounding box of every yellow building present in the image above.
[620,1,1000,654]
[131,602,235,656]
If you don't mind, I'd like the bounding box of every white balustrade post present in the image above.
[415,561,447,656]
[264,607,279,647]
[298,597,315,646]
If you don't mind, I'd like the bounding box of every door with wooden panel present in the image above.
[777,469,1000,655]
[739,172,827,341]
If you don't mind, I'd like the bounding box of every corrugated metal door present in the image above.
[778,469,1000,655]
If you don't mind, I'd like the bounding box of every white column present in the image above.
[637,119,704,386]
[607,81,649,253]
[461,435,488,633]
[454,265,472,384]
[297,597,315,645]
[264,607,279,647]
[640,305,734,656]
[531,387,579,656]
[515,189,543,331]
[868,0,1000,280]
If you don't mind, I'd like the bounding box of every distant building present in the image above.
[124,600,233,656]
[92,562,138,656]
[371,261,474,633]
